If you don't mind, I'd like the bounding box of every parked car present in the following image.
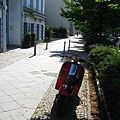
[108,35,118,45]
[116,37,120,47]
[108,35,116,41]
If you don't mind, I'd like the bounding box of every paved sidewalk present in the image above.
[0,56,62,120]
[0,36,91,120]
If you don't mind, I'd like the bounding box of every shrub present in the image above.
[31,33,36,40]
[89,45,120,118]
[52,26,68,38]
[24,34,31,41]
[58,27,67,38]
[22,34,32,48]
[52,27,59,38]
[45,24,54,42]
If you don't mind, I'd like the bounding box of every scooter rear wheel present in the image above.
[57,95,66,117]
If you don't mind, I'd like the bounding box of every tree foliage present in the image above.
[60,0,120,40]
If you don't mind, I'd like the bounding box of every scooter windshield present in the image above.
[68,64,78,76]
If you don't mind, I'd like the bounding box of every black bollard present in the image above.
[68,39,70,52]
[34,37,37,56]
[63,41,66,56]
[46,38,48,50]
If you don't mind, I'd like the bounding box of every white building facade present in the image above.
[45,0,74,36]
[0,0,46,52]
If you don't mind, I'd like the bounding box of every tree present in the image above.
[60,0,120,41]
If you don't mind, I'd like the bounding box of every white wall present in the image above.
[45,0,68,29]
[9,0,22,45]
[8,0,45,46]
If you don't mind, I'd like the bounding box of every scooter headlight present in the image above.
[72,53,80,62]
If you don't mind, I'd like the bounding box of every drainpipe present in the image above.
[3,0,7,52]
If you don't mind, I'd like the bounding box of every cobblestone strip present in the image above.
[30,75,58,120]
[30,69,91,120]
[76,69,92,120]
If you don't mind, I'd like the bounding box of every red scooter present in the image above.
[55,53,87,116]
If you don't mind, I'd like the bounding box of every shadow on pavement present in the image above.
[50,94,88,120]
[70,40,85,44]
[6,44,20,52]
[49,50,87,59]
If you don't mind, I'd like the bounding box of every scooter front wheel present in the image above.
[57,95,66,117]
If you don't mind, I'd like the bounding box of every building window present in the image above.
[31,23,34,33]
[26,0,30,8]
[33,0,37,10]
[23,0,26,6]
[37,24,39,40]
[41,25,43,40]
[30,0,33,9]
[36,0,39,11]
[41,0,43,13]
[37,0,41,12]
[24,22,27,35]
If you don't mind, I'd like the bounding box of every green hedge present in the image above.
[89,44,120,119]
[52,26,67,38]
